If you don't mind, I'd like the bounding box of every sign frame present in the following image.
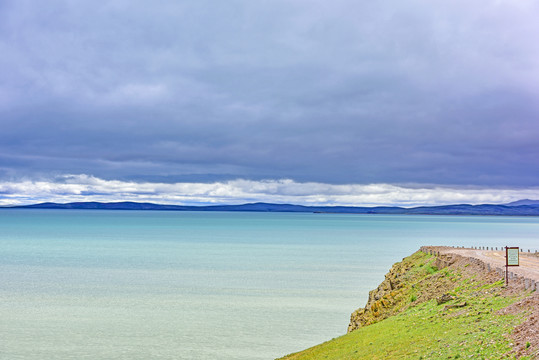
[506,247,519,266]
[505,246,520,285]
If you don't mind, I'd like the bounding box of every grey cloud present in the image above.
[1,0,539,191]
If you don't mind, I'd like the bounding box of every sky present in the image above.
[1,0,539,206]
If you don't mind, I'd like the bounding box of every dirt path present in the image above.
[437,248,539,282]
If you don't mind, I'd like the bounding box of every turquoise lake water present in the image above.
[1,210,538,359]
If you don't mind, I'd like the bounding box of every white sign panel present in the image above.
[506,248,519,266]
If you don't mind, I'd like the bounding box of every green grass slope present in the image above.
[279,251,535,360]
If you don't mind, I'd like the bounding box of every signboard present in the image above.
[506,247,519,266]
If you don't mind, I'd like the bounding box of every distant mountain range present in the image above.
[7,199,539,216]
[504,199,539,206]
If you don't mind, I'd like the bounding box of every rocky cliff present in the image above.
[348,249,488,332]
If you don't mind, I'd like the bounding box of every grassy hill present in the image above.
[279,251,537,359]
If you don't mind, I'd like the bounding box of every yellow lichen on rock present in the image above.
[347,251,457,333]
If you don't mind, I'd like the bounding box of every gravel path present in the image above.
[438,248,539,282]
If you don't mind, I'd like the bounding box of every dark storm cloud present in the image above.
[1,0,539,187]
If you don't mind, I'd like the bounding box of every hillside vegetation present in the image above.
[279,251,537,359]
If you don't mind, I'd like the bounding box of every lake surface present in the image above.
[1,210,538,359]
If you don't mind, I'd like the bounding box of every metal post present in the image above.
[505,246,508,285]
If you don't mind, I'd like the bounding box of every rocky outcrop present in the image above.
[347,259,410,332]
[348,250,460,333]
[436,293,454,305]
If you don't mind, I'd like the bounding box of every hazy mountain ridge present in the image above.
[9,200,539,215]
[504,199,539,206]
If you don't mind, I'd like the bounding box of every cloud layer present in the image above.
[1,175,538,207]
[1,0,539,200]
